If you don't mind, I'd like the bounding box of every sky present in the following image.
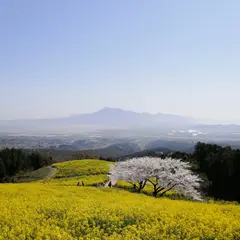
[0,0,240,121]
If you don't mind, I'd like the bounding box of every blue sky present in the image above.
[0,0,240,120]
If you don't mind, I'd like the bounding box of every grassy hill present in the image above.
[0,159,239,239]
[49,160,112,186]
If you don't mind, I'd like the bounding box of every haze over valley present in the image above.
[1,107,240,153]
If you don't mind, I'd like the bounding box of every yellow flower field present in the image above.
[52,160,112,178]
[49,174,108,186]
[0,160,239,240]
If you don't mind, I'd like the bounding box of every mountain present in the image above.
[68,107,197,127]
[76,142,141,160]
[118,147,171,160]
[0,107,198,133]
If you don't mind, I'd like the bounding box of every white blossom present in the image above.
[109,157,202,200]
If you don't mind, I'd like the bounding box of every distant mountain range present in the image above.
[0,107,198,133]
[68,107,197,125]
[1,107,240,134]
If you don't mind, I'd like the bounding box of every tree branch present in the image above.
[146,178,157,186]
[156,187,165,193]
[142,179,147,189]
[159,183,178,196]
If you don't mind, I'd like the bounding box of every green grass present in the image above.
[14,166,56,182]
[52,159,112,178]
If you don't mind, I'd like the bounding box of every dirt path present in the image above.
[43,166,57,180]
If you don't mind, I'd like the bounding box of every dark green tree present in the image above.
[0,159,6,180]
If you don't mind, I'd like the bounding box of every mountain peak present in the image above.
[98,107,123,111]
[96,107,133,114]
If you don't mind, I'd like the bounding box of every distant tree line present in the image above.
[0,148,53,182]
[161,143,239,201]
[192,142,240,201]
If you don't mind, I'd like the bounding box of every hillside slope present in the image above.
[0,175,239,239]
[77,142,141,160]
[49,159,112,186]
[118,147,171,160]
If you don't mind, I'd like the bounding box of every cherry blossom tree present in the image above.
[109,157,202,200]
[109,159,148,192]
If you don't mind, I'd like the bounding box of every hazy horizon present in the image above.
[0,106,198,121]
[1,106,240,125]
[1,1,240,121]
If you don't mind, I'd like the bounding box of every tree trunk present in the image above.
[159,184,178,197]
[152,191,157,197]
[153,184,157,197]
[137,180,147,193]
[138,183,143,193]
